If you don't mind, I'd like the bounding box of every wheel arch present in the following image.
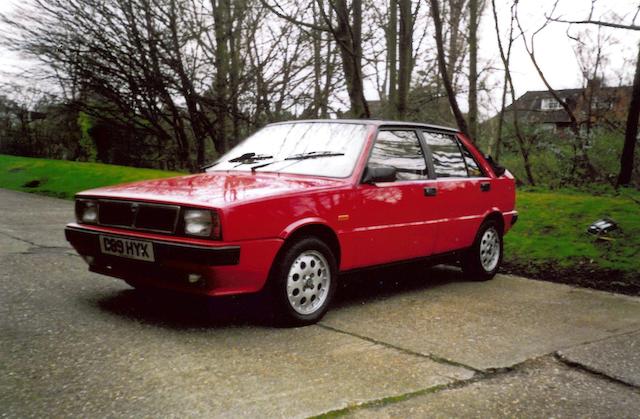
[483,210,505,235]
[278,222,342,269]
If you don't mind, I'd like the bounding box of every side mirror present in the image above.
[362,165,397,184]
[485,155,506,177]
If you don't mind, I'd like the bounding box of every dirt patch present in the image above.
[22,179,43,188]
[8,167,24,173]
[502,261,640,296]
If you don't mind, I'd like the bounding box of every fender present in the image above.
[278,217,331,239]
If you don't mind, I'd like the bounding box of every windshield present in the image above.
[207,122,370,178]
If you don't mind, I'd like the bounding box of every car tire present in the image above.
[267,237,337,326]
[461,219,503,281]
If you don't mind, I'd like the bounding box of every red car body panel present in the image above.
[66,121,517,297]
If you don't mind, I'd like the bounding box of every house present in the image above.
[501,79,632,134]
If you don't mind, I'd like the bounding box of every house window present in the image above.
[593,99,612,110]
[540,98,563,110]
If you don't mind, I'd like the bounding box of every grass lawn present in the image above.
[1,154,638,293]
[0,154,183,200]
[503,187,640,293]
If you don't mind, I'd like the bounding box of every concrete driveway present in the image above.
[1,189,639,418]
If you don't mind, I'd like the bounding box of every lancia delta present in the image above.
[66,120,517,325]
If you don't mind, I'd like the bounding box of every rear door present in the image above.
[348,128,439,267]
[421,130,491,254]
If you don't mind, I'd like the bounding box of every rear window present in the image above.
[422,131,467,178]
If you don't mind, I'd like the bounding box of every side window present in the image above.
[459,142,484,177]
[422,131,467,178]
[369,130,428,181]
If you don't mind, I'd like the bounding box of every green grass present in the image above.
[0,154,183,200]
[505,187,640,280]
[1,154,638,284]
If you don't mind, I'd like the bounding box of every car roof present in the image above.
[267,119,459,133]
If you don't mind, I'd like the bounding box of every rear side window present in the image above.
[459,142,484,177]
[422,131,467,178]
[369,130,428,180]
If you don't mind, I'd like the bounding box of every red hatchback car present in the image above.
[66,120,517,325]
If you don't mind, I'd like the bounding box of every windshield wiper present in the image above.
[228,152,273,163]
[249,151,344,173]
[284,151,345,160]
[202,152,273,171]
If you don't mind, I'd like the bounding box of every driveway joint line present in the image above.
[553,352,640,390]
[317,323,482,374]
[309,356,547,418]
[554,328,640,354]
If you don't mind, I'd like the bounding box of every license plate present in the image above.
[99,235,155,262]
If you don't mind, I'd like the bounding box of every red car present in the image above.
[66,120,517,325]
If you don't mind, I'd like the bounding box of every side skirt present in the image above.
[339,249,468,275]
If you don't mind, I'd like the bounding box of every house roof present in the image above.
[502,85,631,125]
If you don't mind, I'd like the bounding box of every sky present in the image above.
[0,0,638,115]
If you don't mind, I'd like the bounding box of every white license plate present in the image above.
[99,235,155,262]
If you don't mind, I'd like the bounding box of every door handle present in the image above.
[424,187,437,197]
[480,182,491,192]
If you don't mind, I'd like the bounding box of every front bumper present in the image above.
[65,224,283,296]
[65,226,240,266]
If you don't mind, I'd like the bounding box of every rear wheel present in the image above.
[461,220,503,281]
[267,237,337,326]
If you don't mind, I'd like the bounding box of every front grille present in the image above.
[99,201,135,227]
[97,200,179,233]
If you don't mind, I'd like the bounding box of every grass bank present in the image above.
[503,187,640,294]
[1,154,638,294]
[0,154,182,199]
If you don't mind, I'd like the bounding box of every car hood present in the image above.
[77,171,347,208]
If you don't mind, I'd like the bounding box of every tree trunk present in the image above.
[468,0,478,142]
[386,0,398,118]
[311,0,323,117]
[617,42,640,186]
[331,0,370,118]
[213,0,229,153]
[489,71,509,161]
[429,0,470,138]
[397,0,413,119]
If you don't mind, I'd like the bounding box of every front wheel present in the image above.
[267,237,337,326]
[461,220,503,281]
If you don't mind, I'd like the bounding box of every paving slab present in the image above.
[323,268,640,370]
[0,251,473,418]
[0,189,73,248]
[347,357,640,418]
[557,331,640,387]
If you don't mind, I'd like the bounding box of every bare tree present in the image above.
[396,0,414,119]
[487,0,516,161]
[261,0,370,117]
[515,2,596,180]
[491,0,534,185]
[544,0,639,185]
[618,43,640,186]
[548,1,640,31]
[429,0,471,138]
[467,0,480,141]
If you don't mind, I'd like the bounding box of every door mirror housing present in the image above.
[362,165,397,184]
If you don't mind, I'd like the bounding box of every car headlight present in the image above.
[183,209,220,239]
[75,199,98,224]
